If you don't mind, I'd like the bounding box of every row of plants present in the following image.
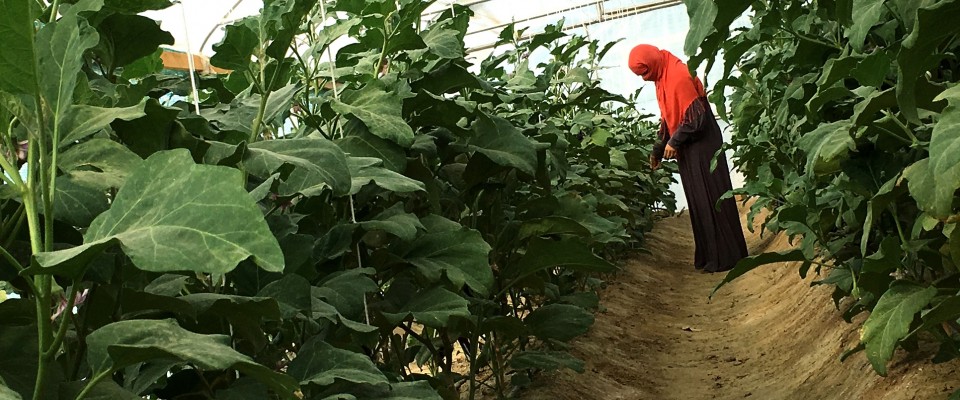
[683,0,960,383]
[0,0,675,399]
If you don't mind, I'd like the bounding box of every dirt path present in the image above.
[519,213,960,400]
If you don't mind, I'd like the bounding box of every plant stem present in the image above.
[44,280,79,359]
[74,369,112,400]
[47,0,60,22]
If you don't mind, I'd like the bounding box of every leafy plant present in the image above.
[684,0,960,378]
[0,0,673,399]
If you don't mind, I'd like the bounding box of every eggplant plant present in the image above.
[0,0,673,399]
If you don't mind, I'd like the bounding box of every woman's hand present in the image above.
[664,144,678,160]
[649,154,661,170]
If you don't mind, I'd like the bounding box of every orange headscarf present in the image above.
[628,45,706,135]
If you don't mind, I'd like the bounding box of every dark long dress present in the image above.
[654,97,748,272]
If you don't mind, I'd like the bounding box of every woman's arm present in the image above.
[667,97,710,149]
[651,120,669,168]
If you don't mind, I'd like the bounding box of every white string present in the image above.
[177,0,202,114]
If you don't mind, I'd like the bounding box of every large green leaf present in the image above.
[332,83,415,148]
[211,21,259,70]
[360,203,424,242]
[245,138,352,197]
[796,121,856,175]
[58,138,143,190]
[0,0,38,95]
[36,9,101,141]
[348,156,425,195]
[381,287,470,328]
[397,221,493,296]
[59,99,148,145]
[512,237,616,279]
[51,175,109,227]
[285,338,388,387]
[466,114,538,176]
[31,150,283,277]
[336,122,407,173]
[92,14,174,71]
[919,86,960,218]
[524,304,594,342]
[339,381,443,400]
[85,319,297,395]
[896,0,960,122]
[905,158,956,218]
[860,282,937,375]
[683,0,718,58]
[712,249,807,297]
[848,0,886,50]
[422,26,463,59]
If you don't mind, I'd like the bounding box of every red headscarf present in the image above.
[628,44,706,135]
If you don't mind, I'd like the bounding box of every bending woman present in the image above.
[628,44,748,273]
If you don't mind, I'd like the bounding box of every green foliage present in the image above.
[686,0,960,377]
[0,1,674,399]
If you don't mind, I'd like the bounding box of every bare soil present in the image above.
[516,212,960,400]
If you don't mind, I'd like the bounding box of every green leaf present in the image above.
[244,138,352,197]
[466,114,538,176]
[683,0,718,58]
[861,174,903,256]
[848,0,886,50]
[920,87,960,218]
[59,379,138,400]
[86,319,297,394]
[211,21,259,70]
[31,150,283,277]
[111,99,182,158]
[348,157,425,195]
[345,381,443,400]
[360,204,424,241]
[257,274,312,319]
[397,223,493,296]
[52,175,109,227]
[524,304,594,342]
[58,138,143,189]
[905,158,956,218]
[512,237,616,279]
[796,121,856,175]
[860,282,936,375]
[336,124,407,173]
[36,11,101,139]
[0,382,21,400]
[712,250,807,297]
[92,14,174,71]
[896,0,960,122]
[286,338,388,387]
[0,325,39,400]
[517,216,592,240]
[382,287,470,329]
[332,83,414,148]
[0,0,38,94]
[422,27,463,59]
[102,0,172,13]
[509,351,585,373]
[59,99,149,146]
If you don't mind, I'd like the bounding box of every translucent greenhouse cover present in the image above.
[144,0,746,208]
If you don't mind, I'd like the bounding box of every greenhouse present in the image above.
[0,0,958,399]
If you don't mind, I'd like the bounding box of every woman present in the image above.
[628,44,748,273]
